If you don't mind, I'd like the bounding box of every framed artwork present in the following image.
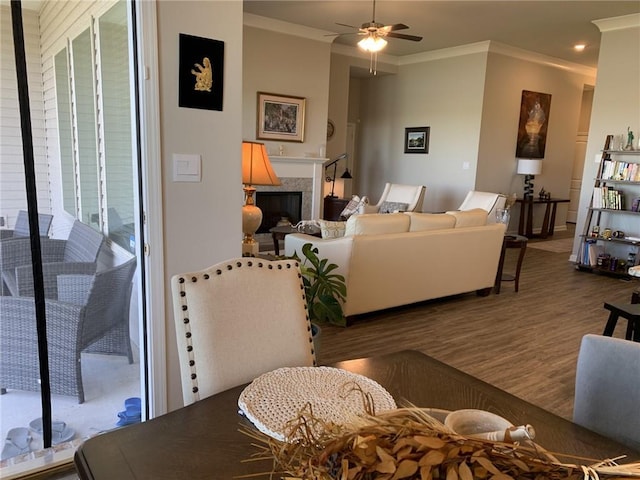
[515,90,552,159]
[257,92,306,142]
[404,126,430,154]
[178,33,224,111]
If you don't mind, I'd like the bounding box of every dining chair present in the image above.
[171,257,316,406]
[573,334,640,450]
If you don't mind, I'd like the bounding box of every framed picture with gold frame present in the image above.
[257,92,306,142]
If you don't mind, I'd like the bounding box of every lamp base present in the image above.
[242,240,259,257]
[523,175,535,198]
[242,186,262,257]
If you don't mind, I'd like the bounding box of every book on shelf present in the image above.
[582,239,603,267]
[591,186,625,210]
[632,197,640,212]
[601,159,640,181]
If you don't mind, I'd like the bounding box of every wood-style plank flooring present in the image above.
[315,226,638,421]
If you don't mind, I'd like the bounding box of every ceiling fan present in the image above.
[330,0,422,73]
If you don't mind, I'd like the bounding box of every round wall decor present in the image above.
[327,119,335,140]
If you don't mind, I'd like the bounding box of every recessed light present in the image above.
[574,44,586,52]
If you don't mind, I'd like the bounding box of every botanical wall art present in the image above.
[178,33,224,111]
[257,92,306,142]
[404,127,430,154]
[515,90,552,159]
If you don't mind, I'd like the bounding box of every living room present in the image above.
[1,0,639,456]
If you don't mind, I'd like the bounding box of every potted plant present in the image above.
[290,243,347,327]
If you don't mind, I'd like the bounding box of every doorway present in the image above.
[568,86,594,223]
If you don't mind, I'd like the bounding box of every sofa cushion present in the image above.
[406,212,456,232]
[345,213,411,237]
[318,220,346,239]
[445,208,488,227]
[379,201,410,214]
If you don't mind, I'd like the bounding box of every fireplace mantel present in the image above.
[269,156,327,219]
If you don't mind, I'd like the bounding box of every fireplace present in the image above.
[256,191,302,233]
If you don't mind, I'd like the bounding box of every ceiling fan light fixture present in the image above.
[358,35,387,52]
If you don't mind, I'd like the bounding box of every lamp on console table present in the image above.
[241,141,281,257]
[516,158,542,199]
[325,152,352,198]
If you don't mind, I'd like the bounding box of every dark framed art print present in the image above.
[404,126,429,154]
[178,33,224,111]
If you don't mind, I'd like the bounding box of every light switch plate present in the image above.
[173,154,201,182]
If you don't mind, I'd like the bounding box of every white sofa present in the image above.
[284,210,506,320]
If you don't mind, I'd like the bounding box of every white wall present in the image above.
[356,51,489,212]
[478,50,595,231]
[571,14,640,261]
[242,25,331,159]
[157,1,243,412]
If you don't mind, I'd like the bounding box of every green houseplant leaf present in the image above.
[291,243,347,327]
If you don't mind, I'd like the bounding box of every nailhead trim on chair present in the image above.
[175,258,318,403]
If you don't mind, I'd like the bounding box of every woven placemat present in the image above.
[238,366,397,441]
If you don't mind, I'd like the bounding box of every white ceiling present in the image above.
[243,1,640,68]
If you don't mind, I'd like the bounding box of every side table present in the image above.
[494,234,528,294]
[269,225,321,256]
[323,196,349,221]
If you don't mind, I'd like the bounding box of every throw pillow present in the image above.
[318,220,346,239]
[379,201,410,214]
[339,195,361,220]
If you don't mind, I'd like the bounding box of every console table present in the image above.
[516,197,570,239]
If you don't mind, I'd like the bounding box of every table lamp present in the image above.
[325,153,352,198]
[517,158,542,198]
[242,141,280,256]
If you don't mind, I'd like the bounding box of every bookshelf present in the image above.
[576,135,640,278]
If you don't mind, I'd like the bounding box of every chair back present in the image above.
[171,258,316,406]
[63,220,105,263]
[573,334,640,449]
[458,191,506,223]
[80,257,137,348]
[377,183,426,212]
[12,210,53,237]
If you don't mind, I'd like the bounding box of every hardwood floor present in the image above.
[315,226,638,421]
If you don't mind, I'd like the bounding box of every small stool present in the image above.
[602,302,640,342]
[494,234,528,294]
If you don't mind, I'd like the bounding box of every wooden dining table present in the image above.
[74,350,639,479]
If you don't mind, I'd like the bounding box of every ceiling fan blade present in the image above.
[386,23,409,32]
[386,32,423,42]
[335,22,359,30]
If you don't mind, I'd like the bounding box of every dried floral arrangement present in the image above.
[241,406,640,480]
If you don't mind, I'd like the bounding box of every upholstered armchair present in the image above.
[0,220,105,297]
[361,183,426,214]
[0,210,53,239]
[0,257,137,403]
[456,191,507,223]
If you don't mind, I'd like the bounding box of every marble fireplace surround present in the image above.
[255,156,326,222]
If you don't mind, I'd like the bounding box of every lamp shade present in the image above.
[242,141,281,186]
[516,158,542,175]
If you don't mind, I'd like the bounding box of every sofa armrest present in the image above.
[284,233,354,280]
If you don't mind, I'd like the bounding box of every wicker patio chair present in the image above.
[0,210,53,239]
[0,257,137,403]
[0,220,104,297]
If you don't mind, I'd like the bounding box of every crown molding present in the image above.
[487,41,597,78]
[243,13,335,43]
[593,13,640,32]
